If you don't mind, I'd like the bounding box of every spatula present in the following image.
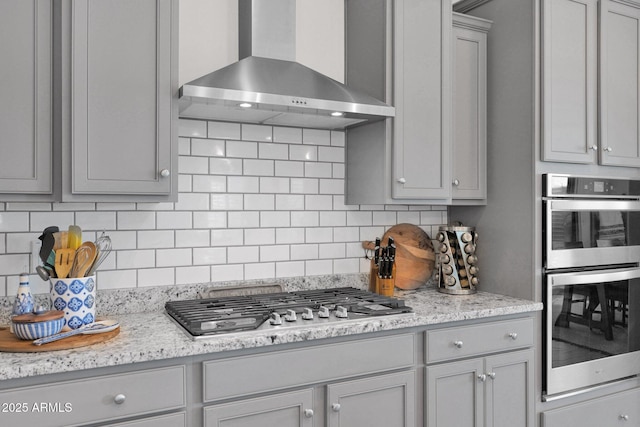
[68,225,82,251]
[54,248,75,279]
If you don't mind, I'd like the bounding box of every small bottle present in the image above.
[13,272,34,316]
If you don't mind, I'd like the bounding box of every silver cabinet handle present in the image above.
[487,372,496,379]
[478,374,487,382]
[508,332,518,340]
[454,340,463,349]
[114,394,126,404]
[603,146,613,152]
[304,409,314,418]
[160,169,171,178]
[620,414,629,421]
[332,403,341,412]
[397,177,406,184]
[453,179,460,186]
[590,145,598,151]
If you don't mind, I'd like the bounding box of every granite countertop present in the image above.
[0,284,542,382]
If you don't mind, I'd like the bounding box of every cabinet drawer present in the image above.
[426,317,534,363]
[0,366,185,427]
[542,388,640,426]
[203,334,415,402]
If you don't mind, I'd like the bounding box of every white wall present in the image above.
[179,0,344,86]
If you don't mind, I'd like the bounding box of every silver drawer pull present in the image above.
[508,332,518,340]
[304,409,314,418]
[620,414,629,421]
[487,371,496,380]
[332,403,341,412]
[114,394,126,404]
[478,374,487,382]
[454,340,463,349]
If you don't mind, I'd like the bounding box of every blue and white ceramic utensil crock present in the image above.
[50,275,96,329]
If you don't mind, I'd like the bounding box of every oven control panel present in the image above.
[544,174,640,198]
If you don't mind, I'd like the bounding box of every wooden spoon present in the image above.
[70,242,97,278]
[54,248,75,279]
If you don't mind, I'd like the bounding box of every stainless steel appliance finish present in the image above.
[543,174,640,398]
[179,0,395,130]
[165,287,413,340]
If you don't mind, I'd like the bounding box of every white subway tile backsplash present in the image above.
[303,129,331,145]
[259,143,289,160]
[156,248,192,267]
[157,212,193,229]
[208,121,241,140]
[244,194,275,211]
[275,161,304,177]
[275,195,304,211]
[245,228,275,245]
[273,126,302,143]
[193,212,227,229]
[1,119,447,290]
[227,140,258,158]
[261,211,291,228]
[210,158,242,175]
[228,176,259,193]
[244,159,275,176]
[179,119,207,138]
[211,229,244,246]
[228,246,259,263]
[192,138,225,157]
[242,124,273,142]
[290,145,317,161]
[138,230,174,249]
[117,250,155,269]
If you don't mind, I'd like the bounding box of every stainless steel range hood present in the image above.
[179,0,395,130]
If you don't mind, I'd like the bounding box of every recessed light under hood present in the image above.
[178,0,395,131]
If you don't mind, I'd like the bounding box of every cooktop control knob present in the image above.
[284,309,297,322]
[302,307,314,320]
[270,312,283,325]
[318,306,330,318]
[335,306,348,318]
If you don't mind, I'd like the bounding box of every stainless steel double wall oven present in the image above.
[543,174,640,397]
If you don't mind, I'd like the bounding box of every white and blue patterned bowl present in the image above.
[13,316,65,340]
[49,275,97,330]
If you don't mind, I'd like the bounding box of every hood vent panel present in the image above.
[179,1,394,130]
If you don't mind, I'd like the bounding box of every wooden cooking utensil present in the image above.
[70,242,97,278]
[55,248,76,279]
[53,231,68,250]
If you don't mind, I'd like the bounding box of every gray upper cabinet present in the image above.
[542,0,640,168]
[0,0,53,199]
[59,0,178,201]
[452,13,491,203]
[600,0,640,167]
[541,0,598,164]
[345,0,453,205]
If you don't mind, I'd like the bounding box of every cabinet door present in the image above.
[541,0,598,164]
[67,0,176,198]
[0,0,53,196]
[393,0,451,200]
[600,0,640,167]
[426,359,484,427]
[452,16,489,200]
[203,389,314,427]
[485,349,534,427]
[327,370,416,427]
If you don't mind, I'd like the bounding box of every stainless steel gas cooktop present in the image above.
[165,287,413,340]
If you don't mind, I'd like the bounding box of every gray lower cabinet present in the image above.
[541,388,640,426]
[105,412,186,427]
[0,366,186,427]
[0,0,53,199]
[425,318,535,427]
[58,0,178,201]
[451,13,491,203]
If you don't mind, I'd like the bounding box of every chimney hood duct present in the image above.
[178,0,395,130]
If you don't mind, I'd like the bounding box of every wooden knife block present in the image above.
[369,259,395,296]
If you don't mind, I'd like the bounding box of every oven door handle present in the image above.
[549,199,640,211]
[549,266,640,287]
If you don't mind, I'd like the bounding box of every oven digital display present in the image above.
[593,181,604,192]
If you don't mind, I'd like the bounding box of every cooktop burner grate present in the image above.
[165,287,413,337]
